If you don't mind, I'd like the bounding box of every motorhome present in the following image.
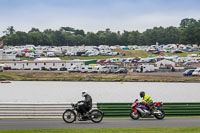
[114,67,128,73]
[98,66,109,73]
[68,65,80,72]
[136,64,155,72]
[80,65,92,73]
[0,60,66,71]
[80,65,100,73]
[105,65,119,73]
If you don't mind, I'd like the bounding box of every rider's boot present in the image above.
[77,113,83,121]
[82,112,89,120]
[150,106,155,114]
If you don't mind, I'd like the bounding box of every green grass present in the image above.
[0,72,24,80]
[0,72,200,82]
[20,57,35,61]
[165,52,199,57]
[60,50,156,60]
[0,127,200,133]
[61,55,117,60]
[17,50,199,61]
[18,50,156,61]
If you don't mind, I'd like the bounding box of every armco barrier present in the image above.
[97,103,200,117]
[0,103,97,118]
[0,103,200,118]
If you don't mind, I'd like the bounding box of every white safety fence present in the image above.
[0,103,97,119]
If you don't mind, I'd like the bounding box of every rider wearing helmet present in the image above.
[140,91,153,110]
[78,90,92,117]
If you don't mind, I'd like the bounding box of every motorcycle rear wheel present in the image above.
[62,109,76,123]
[154,110,165,120]
[130,110,140,120]
[90,110,104,123]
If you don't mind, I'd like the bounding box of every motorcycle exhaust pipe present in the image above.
[153,110,162,114]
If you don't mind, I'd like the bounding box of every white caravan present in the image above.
[68,65,80,72]
[136,64,155,72]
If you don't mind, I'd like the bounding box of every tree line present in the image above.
[1,18,200,46]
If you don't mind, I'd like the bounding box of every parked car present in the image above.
[152,51,160,54]
[96,59,106,64]
[46,51,55,57]
[0,64,4,72]
[183,69,195,76]
[114,68,128,74]
[183,62,192,66]
[60,67,67,71]
[192,68,200,76]
[25,52,34,58]
[174,50,184,53]
[2,64,11,70]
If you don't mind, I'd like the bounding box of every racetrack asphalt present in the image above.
[0,118,200,129]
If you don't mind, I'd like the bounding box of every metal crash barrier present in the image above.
[97,103,200,117]
[0,103,200,118]
[0,103,97,118]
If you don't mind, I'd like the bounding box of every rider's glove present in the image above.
[78,100,83,103]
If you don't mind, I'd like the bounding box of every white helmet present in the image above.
[82,90,88,97]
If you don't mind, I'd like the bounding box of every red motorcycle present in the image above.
[130,99,165,120]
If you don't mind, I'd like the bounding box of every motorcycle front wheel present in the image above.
[90,110,104,123]
[62,109,76,123]
[154,110,165,120]
[130,110,140,120]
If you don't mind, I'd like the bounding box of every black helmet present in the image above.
[140,91,145,98]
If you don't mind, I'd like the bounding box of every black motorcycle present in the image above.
[62,102,104,123]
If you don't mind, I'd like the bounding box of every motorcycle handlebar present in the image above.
[78,101,84,103]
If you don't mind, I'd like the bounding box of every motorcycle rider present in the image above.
[140,91,153,111]
[78,90,92,118]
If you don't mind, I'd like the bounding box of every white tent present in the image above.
[34,58,61,61]
[155,59,175,67]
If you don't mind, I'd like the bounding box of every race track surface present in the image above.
[0,118,200,129]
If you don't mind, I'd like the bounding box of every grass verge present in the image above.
[0,127,200,133]
[0,72,200,82]
[15,50,200,61]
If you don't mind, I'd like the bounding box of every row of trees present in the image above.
[1,18,200,46]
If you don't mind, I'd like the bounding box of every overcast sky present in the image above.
[0,0,200,36]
